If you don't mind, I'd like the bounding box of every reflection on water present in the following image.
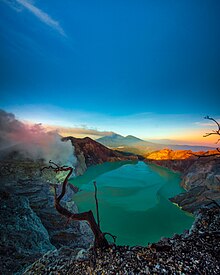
[73,160,137,186]
[70,161,194,246]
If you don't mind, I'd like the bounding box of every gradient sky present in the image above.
[0,0,219,145]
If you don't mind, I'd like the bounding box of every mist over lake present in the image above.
[71,161,194,246]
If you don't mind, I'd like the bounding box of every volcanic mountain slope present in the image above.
[97,133,154,147]
[96,133,214,155]
[96,133,160,154]
[62,136,139,175]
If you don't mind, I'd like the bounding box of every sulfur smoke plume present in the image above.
[0,109,76,167]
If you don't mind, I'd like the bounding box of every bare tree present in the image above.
[203,116,220,142]
[194,116,220,158]
[41,160,110,249]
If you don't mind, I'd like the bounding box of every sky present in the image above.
[0,0,219,145]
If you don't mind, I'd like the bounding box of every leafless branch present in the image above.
[203,116,220,138]
[193,116,220,158]
[204,116,220,131]
[93,181,100,229]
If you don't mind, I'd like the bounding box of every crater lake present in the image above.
[70,161,194,246]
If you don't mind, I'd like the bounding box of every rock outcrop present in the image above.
[63,136,139,175]
[170,156,220,212]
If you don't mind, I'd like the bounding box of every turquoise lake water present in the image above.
[70,161,194,246]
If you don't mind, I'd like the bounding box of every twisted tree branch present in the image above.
[192,116,220,158]
[41,161,109,249]
[203,116,220,138]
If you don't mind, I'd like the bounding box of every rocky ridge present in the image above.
[145,148,197,172]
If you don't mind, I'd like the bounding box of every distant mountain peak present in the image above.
[96,133,148,148]
[125,135,143,141]
[109,133,124,138]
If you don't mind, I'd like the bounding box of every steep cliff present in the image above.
[63,136,139,175]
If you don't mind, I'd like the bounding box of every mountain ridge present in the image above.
[62,136,139,175]
[96,133,214,154]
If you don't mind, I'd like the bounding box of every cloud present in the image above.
[5,104,215,144]
[4,0,66,37]
[194,122,215,127]
[45,125,115,139]
[2,0,22,11]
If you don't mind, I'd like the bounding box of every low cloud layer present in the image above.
[0,109,76,165]
[50,125,115,139]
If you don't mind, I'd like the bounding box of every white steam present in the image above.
[0,109,77,168]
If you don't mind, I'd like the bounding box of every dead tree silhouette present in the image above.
[193,116,220,158]
[41,160,116,249]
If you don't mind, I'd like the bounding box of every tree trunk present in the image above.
[54,199,109,248]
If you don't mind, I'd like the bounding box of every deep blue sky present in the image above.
[0,0,219,142]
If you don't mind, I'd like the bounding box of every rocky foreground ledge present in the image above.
[24,207,220,275]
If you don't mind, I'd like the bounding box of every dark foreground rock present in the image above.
[24,207,220,274]
[0,159,93,250]
[0,159,94,274]
[0,192,55,275]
